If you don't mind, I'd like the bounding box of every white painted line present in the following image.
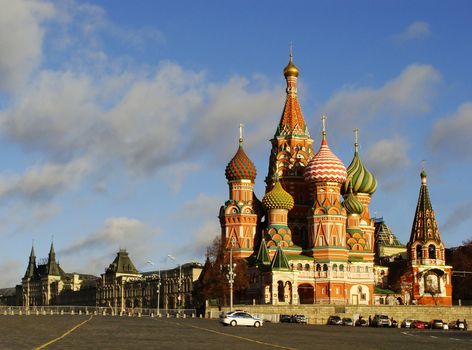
[430,335,438,339]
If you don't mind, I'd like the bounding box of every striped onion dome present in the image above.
[262,180,294,210]
[225,143,257,182]
[343,181,364,215]
[342,149,377,195]
[304,138,347,184]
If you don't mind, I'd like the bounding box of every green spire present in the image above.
[343,180,364,215]
[271,245,290,270]
[256,239,271,265]
[409,170,441,244]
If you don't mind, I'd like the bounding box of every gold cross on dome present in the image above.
[321,115,327,136]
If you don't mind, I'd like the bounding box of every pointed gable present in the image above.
[271,245,290,270]
[256,239,271,265]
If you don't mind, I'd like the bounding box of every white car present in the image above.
[220,311,263,327]
[401,319,414,328]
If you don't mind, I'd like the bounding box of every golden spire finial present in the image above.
[321,115,327,139]
[289,42,293,62]
[354,128,359,152]
[239,123,244,145]
[283,43,299,78]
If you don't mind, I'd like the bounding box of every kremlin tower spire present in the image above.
[220,124,259,258]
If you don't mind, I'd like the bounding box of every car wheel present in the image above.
[254,321,261,328]
[230,320,237,327]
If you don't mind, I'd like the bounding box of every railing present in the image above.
[0,306,197,317]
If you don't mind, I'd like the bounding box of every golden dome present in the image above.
[283,54,299,77]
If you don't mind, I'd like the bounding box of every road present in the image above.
[0,315,470,349]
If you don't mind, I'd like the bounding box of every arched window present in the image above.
[416,245,423,259]
[316,264,321,271]
[305,264,310,271]
[323,264,328,272]
[333,264,338,271]
[428,244,436,259]
[339,264,344,272]
[297,263,303,271]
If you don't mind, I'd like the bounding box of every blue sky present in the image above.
[0,0,471,287]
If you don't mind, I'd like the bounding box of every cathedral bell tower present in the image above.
[402,170,452,305]
[265,50,313,248]
[219,125,259,258]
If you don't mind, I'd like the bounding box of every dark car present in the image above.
[449,320,465,330]
[292,314,307,324]
[355,318,368,327]
[429,319,444,329]
[328,315,342,325]
[280,314,292,323]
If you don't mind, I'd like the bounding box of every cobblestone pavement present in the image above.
[0,315,470,350]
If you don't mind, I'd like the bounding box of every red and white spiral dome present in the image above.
[304,138,347,183]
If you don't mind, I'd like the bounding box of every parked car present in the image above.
[280,314,292,323]
[372,314,391,327]
[401,319,414,328]
[429,319,444,329]
[342,317,354,326]
[449,320,465,330]
[327,315,342,325]
[411,320,426,329]
[220,311,263,327]
[355,318,368,327]
[390,319,398,328]
[291,314,307,324]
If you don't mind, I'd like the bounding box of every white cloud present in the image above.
[440,201,472,234]
[59,217,161,274]
[393,21,431,43]
[430,102,472,158]
[0,259,23,287]
[364,136,410,177]
[192,76,282,160]
[177,220,219,259]
[322,64,441,132]
[0,0,55,92]
[0,158,90,201]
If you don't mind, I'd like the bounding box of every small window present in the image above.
[316,264,321,271]
[333,264,338,271]
[339,264,344,272]
[323,264,328,272]
[305,264,310,271]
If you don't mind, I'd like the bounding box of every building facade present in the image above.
[219,54,452,306]
[96,250,203,313]
[21,243,96,306]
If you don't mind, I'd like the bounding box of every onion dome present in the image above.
[225,125,257,182]
[304,121,347,184]
[283,53,299,78]
[343,181,364,215]
[262,179,294,210]
[342,131,377,195]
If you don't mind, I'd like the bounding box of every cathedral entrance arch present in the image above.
[298,284,314,304]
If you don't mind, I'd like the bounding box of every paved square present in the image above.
[0,315,470,350]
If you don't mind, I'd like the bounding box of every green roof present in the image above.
[107,250,139,274]
[271,246,290,270]
[374,286,396,295]
[256,239,271,265]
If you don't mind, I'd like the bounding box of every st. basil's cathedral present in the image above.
[219,53,452,306]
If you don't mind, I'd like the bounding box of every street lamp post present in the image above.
[156,269,161,317]
[224,237,237,312]
[147,260,162,317]
[167,255,182,316]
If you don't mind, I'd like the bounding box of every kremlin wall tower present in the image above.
[218,53,452,306]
